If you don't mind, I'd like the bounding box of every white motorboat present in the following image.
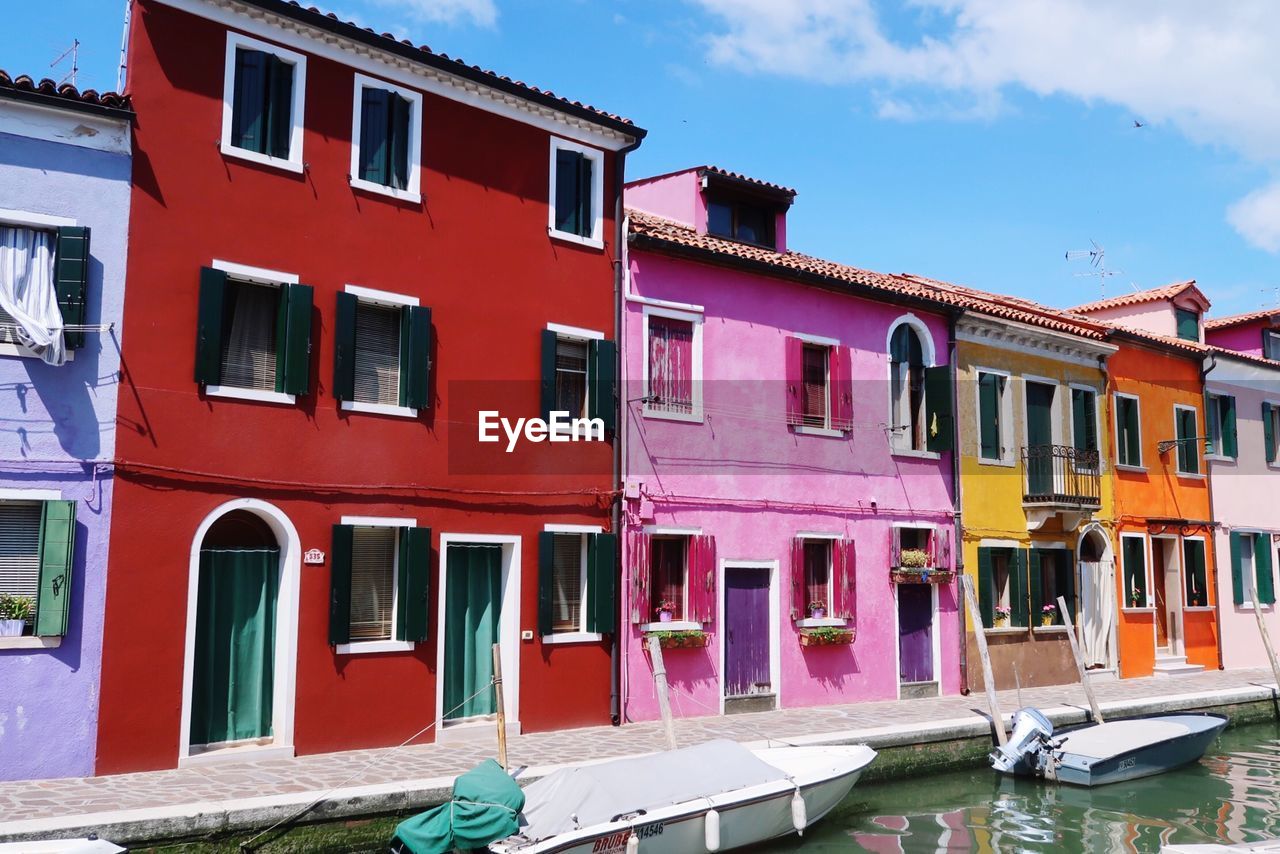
[489,738,876,854]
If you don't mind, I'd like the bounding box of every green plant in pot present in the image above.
[0,594,34,637]
[898,548,930,569]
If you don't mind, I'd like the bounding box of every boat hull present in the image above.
[1054,714,1229,787]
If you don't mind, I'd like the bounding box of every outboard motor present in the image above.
[990,707,1054,774]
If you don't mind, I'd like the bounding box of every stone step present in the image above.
[1153,653,1205,676]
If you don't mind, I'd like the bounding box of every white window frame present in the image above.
[1203,393,1233,462]
[1264,330,1280,361]
[1067,382,1103,468]
[1020,375,1063,449]
[1172,404,1204,478]
[792,331,840,437]
[335,514,416,655]
[541,523,604,644]
[0,491,61,649]
[220,32,307,174]
[547,137,605,249]
[641,305,704,423]
[204,259,300,406]
[546,322,604,432]
[974,367,1014,466]
[1267,398,1280,470]
[1114,392,1144,470]
[795,535,840,627]
[640,525,701,631]
[1181,535,1212,611]
[339,284,419,419]
[885,314,938,458]
[1120,532,1153,610]
[0,210,78,361]
[348,73,424,203]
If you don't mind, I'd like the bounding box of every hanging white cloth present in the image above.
[1080,559,1116,668]
[0,226,65,366]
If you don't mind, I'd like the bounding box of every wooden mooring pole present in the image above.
[960,575,1007,746]
[646,634,679,751]
[1250,597,1280,697]
[1057,595,1105,724]
[492,644,508,769]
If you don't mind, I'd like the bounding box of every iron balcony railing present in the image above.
[1021,444,1101,508]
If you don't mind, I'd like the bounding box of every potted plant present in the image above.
[0,594,33,637]
[655,600,677,623]
[898,548,930,569]
[799,626,856,646]
[1041,604,1057,626]
[651,629,708,650]
[808,600,827,620]
[1129,583,1143,608]
[993,605,1011,628]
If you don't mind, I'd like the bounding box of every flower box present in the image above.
[799,627,855,647]
[890,568,955,585]
[648,630,709,650]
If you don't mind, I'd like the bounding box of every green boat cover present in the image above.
[392,759,525,854]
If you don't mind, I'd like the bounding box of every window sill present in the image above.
[1115,464,1148,473]
[643,407,703,424]
[977,457,1016,468]
[641,620,701,632]
[541,631,604,645]
[220,141,304,174]
[0,343,74,361]
[336,640,415,655]
[206,385,297,406]
[0,636,60,650]
[892,448,941,461]
[795,617,846,628]
[1121,606,1155,614]
[341,400,419,419]
[983,626,1027,635]
[350,177,422,204]
[1205,454,1235,464]
[793,425,845,439]
[1176,471,1206,481]
[1183,606,1216,613]
[1032,625,1068,634]
[548,228,604,250]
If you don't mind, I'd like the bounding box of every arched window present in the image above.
[890,324,927,451]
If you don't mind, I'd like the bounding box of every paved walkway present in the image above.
[0,667,1275,843]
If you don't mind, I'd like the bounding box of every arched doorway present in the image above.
[1077,525,1116,671]
[180,499,299,763]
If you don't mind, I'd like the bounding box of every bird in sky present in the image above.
[1133,119,1145,128]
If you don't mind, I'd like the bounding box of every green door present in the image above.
[444,544,504,721]
[1026,382,1055,496]
[191,548,279,745]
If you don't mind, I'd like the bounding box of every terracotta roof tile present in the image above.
[700,166,797,196]
[1071,280,1198,313]
[0,70,131,114]
[1205,307,1280,330]
[1207,344,1280,368]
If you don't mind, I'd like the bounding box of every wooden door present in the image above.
[724,568,771,698]
[898,584,934,684]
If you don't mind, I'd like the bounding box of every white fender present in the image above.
[704,808,721,851]
[626,831,639,854]
[791,788,807,834]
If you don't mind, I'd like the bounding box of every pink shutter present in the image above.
[889,526,900,569]
[937,526,952,571]
[688,534,716,623]
[785,336,803,426]
[833,538,856,622]
[629,530,650,624]
[790,537,806,620]
[830,346,854,431]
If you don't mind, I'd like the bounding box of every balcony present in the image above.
[1022,444,1101,512]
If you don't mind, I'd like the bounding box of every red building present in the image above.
[98,0,643,773]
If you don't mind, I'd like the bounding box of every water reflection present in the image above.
[763,723,1280,852]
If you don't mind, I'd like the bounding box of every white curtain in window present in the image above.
[0,226,65,366]
[221,281,278,390]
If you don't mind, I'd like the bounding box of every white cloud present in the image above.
[363,0,498,28]
[1228,180,1280,253]
[690,0,1280,251]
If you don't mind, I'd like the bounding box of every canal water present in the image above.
[763,721,1280,852]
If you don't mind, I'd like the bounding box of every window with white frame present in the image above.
[800,343,830,428]
[549,138,603,245]
[549,533,588,633]
[890,323,926,451]
[0,497,76,638]
[335,286,431,415]
[1115,394,1142,467]
[1204,393,1237,459]
[353,299,401,406]
[221,33,306,171]
[1122,535,1149,608]
[650,535,687,620]
[349,525,397,641]
[802,539,831,614]
[894,526,934,569]
[1264,330,1280,361]
[553,337,589,419]
[350,74,422,201]
[0,501,42,609]
[0,217,90,365]
[645,311,699,418]
[1174,405,1200,475]
[0,225,54,351]
[1264,402,1280,465]
[977,371,1009,461]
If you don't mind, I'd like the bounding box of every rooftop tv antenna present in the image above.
[51,39,80,87]
[1065,240,1121,299]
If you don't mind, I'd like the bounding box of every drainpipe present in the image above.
[951,312,969,695]
[1201,352,1226,670]
[611,137,642,726]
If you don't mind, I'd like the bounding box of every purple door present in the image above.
[898,584,934,683]
[725,568,771,697]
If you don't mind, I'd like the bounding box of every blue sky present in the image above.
[4,1,1278,317]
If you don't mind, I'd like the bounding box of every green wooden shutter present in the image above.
[1265,403,1276,464]
[1230,531,1245,606]
[265,54,294,160]
[54,226,90,350]
[34,500,76,637]
[1028,549,1043,622]
[1011,549,1028,627]
[195,267,228,385]
[925,364,954,453]
[397,526,431,642]
[1176,308,1199,342]
[588,338,617,433]
[1223,396,1238,458]
[537,531,555,636]
[360,87,389,185]
[1072,388,1097,454]
[1121,397,1141,465]
[278,283,312,396]
[329,524,354,645]
[1062,549,1076,623]
[401,305,431,410]
[388,94,411,191]
[978,373,1000,459]
[231,48,266,153]
[1177,408,1198,474]
[1203,393,1217,456]
[333,291,357,400]
[1183,540,1207,607]
[540,330,558,421]
[577,154,594,237]
[1255,532,1275,605]
[976,548,994,628]
[588,532,617,634]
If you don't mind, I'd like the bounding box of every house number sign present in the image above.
[304,548,326,565]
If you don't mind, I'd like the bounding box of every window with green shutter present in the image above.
[230,47,296,160]
[538,530,615,637]
[1175,308,1200,342]
[356,83,414,191]
[1254,531,1275,606]
[333,291,431,413]
[1264,403,1280,464]
[329,522,430,646]
[977,546,1017,628]
[1182,539,1208,607]
[1030,548,1074,626]
[1175,406,1200,475]
[1205,393,1237,459]
[1115,394,1142,467]
[0,499,76,638]
[551,141,602,242]
[977,372,1005,461]
[1071,387,1098,457]
[1264,330,1280,361]
[1122,535,1148,608]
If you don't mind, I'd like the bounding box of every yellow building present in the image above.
[956,311,1118,690]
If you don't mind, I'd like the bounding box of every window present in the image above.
[1032,548,1073,626]
[1264,403,1280,465]
[1122,535,1149,608]
[549,139,603,246]
[0,222,91,362]
[1264,330,1280,361]
[1071,387,1099,459]
[221,33,306,171]
[329,520,430,649]
[789,535,854,623]
[801,344,829,427]
[803,539,831,612]
[977,546,1022,628]
[633,532,715,627]
[1230,531,1276,607]
[650,536,687,621]
[977,371,1008,461]
[540,327,616,430]
[1205,393,1237,459]
[707,195,776,248]
[334,287,431,416]
[538,529,616,638]
[0,498,76,638]
[1175,308,1200,342]
[555,339,588,418]
[1174,405,1200,475]
[350,74,422,202]
[890,324,925,451]
[195,264,313,403]
[645,312,698,418]
[1115,394,1142,467]
[551,533,585,632]
[894,527,934,569]
[1183,539,1208,607]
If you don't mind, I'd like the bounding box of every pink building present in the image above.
[619,167,961,721]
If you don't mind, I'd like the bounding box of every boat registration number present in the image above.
[593,821,664,853]
[1119,757,1136,770]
